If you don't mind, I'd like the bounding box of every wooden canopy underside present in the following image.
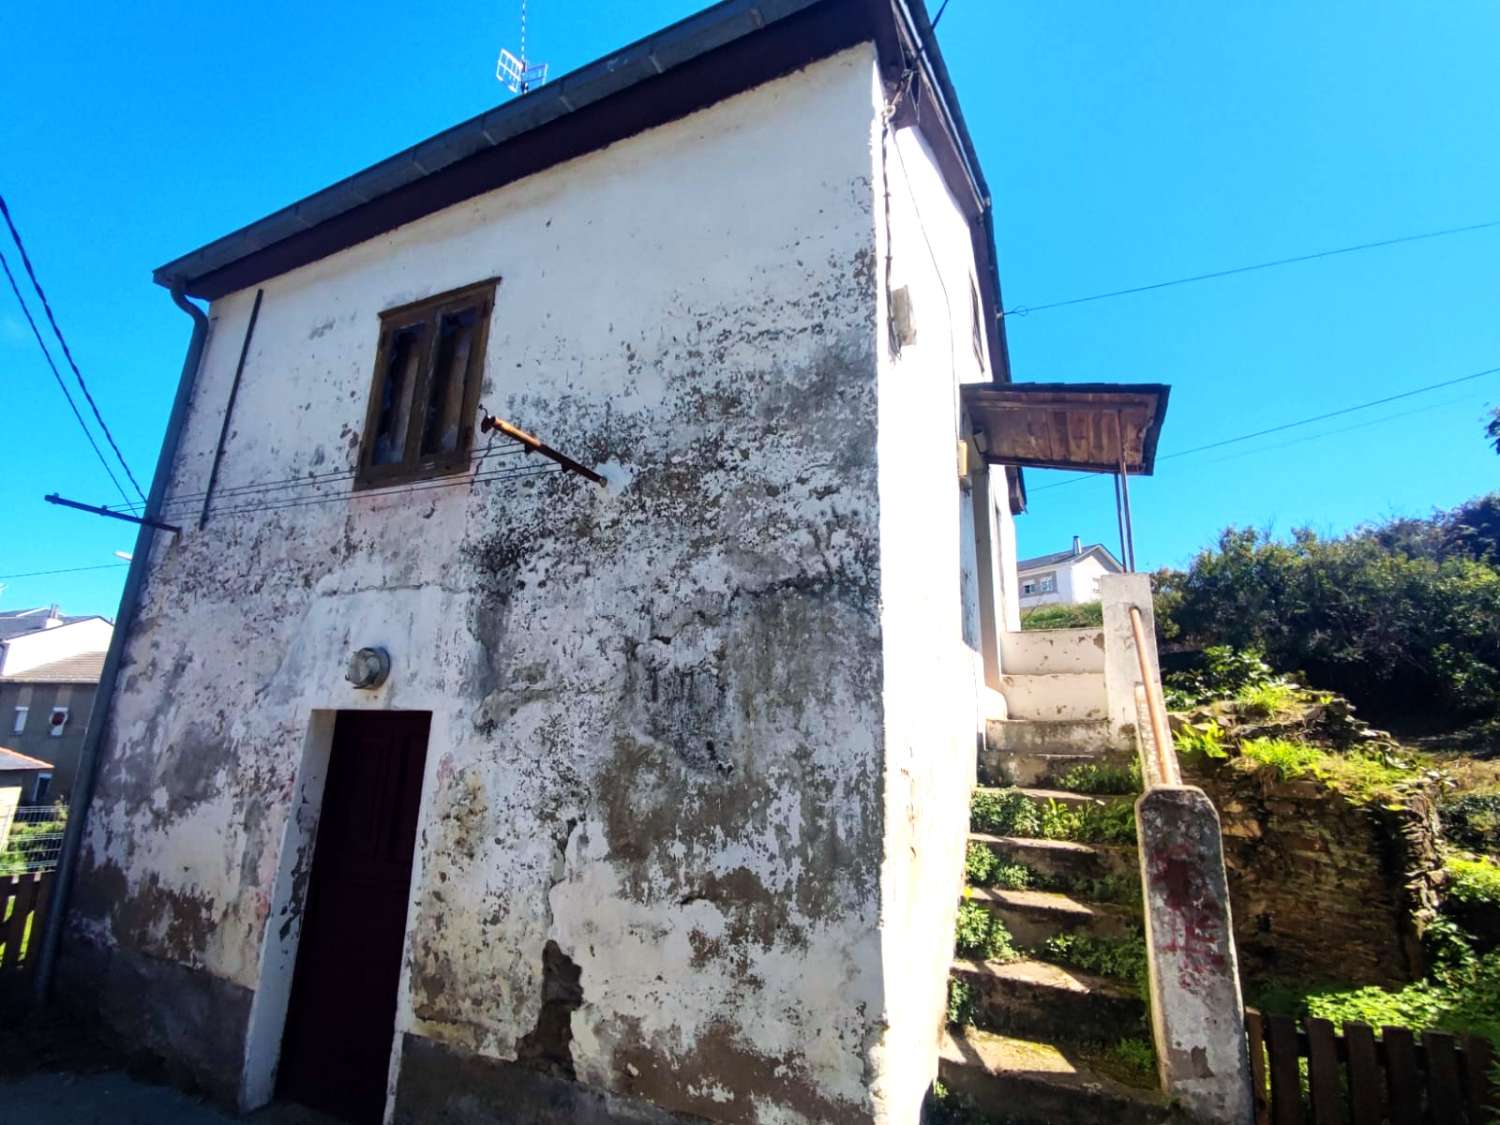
[962,382,1171,476]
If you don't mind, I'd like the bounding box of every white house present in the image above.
[1018,537,1124,609]
[51,3,1174,1123]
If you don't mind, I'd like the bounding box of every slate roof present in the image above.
[1018,544,1123,573]
[0,747,54,772]
[0,652,107,684]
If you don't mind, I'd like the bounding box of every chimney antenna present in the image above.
[496,0,549,95]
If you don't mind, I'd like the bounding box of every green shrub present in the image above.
[1237,681,1300,719]
[1057,760,1141,795]
[1239,738,1425,802]
[1165,645,1284,708]
[1300,951,1500,1048]
[1153,518,1500,720]
[955,901,1020,962]
[1240,737,1324,780]
[1020,602,1103,631]
[1043,932,1148,989]
[964,842,1031,890]
[946,979,976,1027]
[1446,856,1500,906]
[1175,721,1229,762]
[1040,799,1136,845]
[971,788,1042,838]
[1441,793,1500,855]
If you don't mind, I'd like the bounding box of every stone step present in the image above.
[987,717,1113,755]
[970,831,1138,883]
[1000,627,1106,675]
[998,672,1108,722]
[965,886,1140,947]
[979,747,1136,790]
[951,957,1147,1044]
[939,1026,1169,1125]
[976,786,1136,809]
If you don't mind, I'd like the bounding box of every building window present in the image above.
[358,278,498,487]
[1021,580,1037,596]
[33,773,51,804]
[1038,573,1057,594]
[12,706,26,734]
[49,707,69,737]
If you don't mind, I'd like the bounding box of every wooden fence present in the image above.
[1248,1009,1499,1124]
[0,872,54,988]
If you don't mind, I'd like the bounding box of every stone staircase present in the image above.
[935,627,1172,1124]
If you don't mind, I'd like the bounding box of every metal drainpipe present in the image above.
[34,281,212,1002]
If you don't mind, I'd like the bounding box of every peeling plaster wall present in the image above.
[868,122,1002,1119]
[59,46,937,1125]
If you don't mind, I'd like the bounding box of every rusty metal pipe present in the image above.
[479,415,605,485]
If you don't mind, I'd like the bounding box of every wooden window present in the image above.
[357,279,498,487]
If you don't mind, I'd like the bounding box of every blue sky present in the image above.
[2,0,1497,617]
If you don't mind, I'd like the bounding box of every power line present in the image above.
[1028,362,1500,492]
[0,563,130,581]
[0,192,147,501]
[1002,217,1500,318]
[1,248,133,506]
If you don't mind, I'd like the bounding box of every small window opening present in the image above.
[49,707,69,737]
[12,706,26,734]
[969,277,986,370]
[33,773,51,803]
[358,279,498,486]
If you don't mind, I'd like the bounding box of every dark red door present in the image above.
[278,710,430,1123]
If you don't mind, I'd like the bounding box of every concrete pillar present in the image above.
[1136,786,1253,1125]
[1100,573,1157,750]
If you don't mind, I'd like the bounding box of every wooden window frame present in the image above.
[356,277,499,489]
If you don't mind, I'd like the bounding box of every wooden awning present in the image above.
[962,382,1171,475]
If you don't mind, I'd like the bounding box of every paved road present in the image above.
[0,1071,343,1125]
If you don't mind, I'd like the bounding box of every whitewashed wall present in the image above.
[870,121,1004,1121]
[63,44,1014,1125]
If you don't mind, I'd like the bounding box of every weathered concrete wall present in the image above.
[60,46,934,1125]
[868,120,999,1119]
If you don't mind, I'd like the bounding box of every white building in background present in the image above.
[1018,536,1124,608]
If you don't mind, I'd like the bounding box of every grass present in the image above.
[1239,737,1424,803]
[1235,681,1300,719]
[1446,855,1500,905]
[963,843,1140,905]
[1019,601,1103,631]
[1039,799,1137,845]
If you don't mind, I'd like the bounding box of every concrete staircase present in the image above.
[936,627,1171,1124]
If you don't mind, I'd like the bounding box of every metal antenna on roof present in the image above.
[496,0,549,95]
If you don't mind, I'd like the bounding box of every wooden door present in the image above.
[277,710,430,1123]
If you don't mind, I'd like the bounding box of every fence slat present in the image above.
[1464,1037,1498,1125]
[1383,1026,1422,1125]
[1305,1018,1343,1125]
[1424,1031,1464,1125]
[1343,1022,1383,1125]
[1266,1013,1307,1125]
[1248,1010,1272,1125]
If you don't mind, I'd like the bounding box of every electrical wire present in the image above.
[0,193,146,501]
[2,248,133,507]
[199,462,566,521]
[1027,362,1500,492]
[1001,218,1500,318]
[0,563,131,581]
[931,0,954,30]
[112,442,533,514]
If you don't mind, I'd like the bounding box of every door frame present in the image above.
[238,708,435,1115]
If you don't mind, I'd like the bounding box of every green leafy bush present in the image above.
[1447,856,1500,905]
[1239,737,1324,780]
[1043,932,1148,989]
[1300,951,1500,1048]
[946,980,976,1027]
[1057,760,1141,795]
[1441,793,1500,855]
[1165,645,1284,708]
[1040,799,1136,845]
[971,789,1042,838]
[1153,517,1500,720]
[1236,681,1300,719]
[955,901,1020,962]
[1020,602,1103,631]
[1175,721,1229,762]
[964,842,1031,890]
